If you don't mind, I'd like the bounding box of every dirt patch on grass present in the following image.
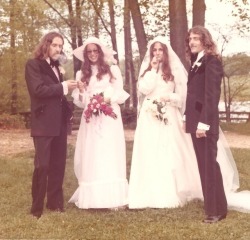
[0,129,249,157]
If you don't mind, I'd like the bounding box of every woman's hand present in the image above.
[151,56,160,71]
[77,81,86,93]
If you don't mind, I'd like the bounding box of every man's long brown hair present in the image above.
[80,44,114,85]
[141,41,174,82]
[33,32,64,60]
[185,26,221,60]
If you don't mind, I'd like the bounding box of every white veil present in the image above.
[137,36,250,213]
[137,36,188,115]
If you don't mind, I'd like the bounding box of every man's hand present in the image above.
[196,129,207,138]
[66,80,77,91]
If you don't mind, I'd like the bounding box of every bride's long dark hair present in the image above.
[140,41,174,81]
[80,44,114,85]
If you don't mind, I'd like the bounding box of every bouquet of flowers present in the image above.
[84,92,117,123]
[146,99,168,125]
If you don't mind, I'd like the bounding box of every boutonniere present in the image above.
[191,61,203,73]
[194,62,202,68]
[58,66,66,75]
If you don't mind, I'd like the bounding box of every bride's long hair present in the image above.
[140,41,174,82]
[80,44,114,86]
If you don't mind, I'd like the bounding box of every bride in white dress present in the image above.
[128,36,250,213]
[69,37,129,209]
[129,37,203,208]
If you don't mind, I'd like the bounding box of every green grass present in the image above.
[0,143,250,240]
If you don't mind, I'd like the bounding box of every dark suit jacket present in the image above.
[185,54,223,134]
[25,59,72,137]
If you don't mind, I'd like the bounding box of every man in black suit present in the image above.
[184,26,227,223]
[25,32,77,218]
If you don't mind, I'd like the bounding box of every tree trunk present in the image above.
[192,0,206,26]
[108,0,119,63]
[169,0,189,69]
[124,0,137,108]
[93,0,101,37]
[10,0,17,114]
[128,0,147,63]
[66,0,80,75]
[74,0,83,75]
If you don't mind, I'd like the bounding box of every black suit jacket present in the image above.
[25,59,72,137]
[185,54,223,134]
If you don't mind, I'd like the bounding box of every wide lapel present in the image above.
[40,60,60,83]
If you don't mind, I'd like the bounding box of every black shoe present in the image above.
[47,206,65,212]
[203,214,227,224]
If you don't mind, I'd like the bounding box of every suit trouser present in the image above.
[30,122,67,216]
[191,133,227,216]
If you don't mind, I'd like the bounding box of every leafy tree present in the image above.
[222,53,250,121]
[0,0,47,113]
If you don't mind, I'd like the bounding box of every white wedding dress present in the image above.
[69,65,129,209]
[128,69,203,208]
[128,69,250,212]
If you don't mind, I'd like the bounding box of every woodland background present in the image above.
[0,0,249,126]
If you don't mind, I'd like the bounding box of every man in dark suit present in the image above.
[25,32,77,218]
[184,26,227,223]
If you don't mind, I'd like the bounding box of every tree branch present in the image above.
[89,0,111,36]
[42,0,71,27]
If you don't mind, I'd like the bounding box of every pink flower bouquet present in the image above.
[84,92,117,123]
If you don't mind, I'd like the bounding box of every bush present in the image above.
[0,113,26,129]
[121,107,137,129]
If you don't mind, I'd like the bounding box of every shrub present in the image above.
[0,113,26,129]
[121,107,137,129]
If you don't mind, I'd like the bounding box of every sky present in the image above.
[204,0,250,55]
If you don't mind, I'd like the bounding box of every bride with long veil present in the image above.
[128,36,250,214]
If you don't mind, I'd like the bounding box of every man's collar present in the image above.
[196,50,205,62]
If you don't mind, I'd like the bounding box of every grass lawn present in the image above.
[0,140,250,239]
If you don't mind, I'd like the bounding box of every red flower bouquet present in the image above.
[84,92,117,123]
